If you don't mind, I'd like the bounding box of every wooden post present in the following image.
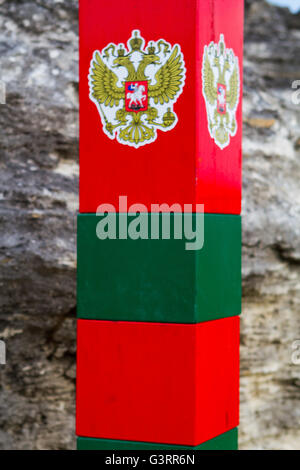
[77,0,243,450]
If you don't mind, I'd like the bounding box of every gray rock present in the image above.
[241,0,300,450]
[0,0,78,450]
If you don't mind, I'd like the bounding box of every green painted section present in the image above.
[77,428,238,450]
[77,214,241,323]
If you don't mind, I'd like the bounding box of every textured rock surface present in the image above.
[241,0,300,450]
[0,0,78,450]
[0,0,299,450]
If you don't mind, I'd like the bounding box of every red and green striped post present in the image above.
[77,0,243,450]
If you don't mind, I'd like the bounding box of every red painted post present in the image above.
[77,0,243,450]
[77,318,239,446]
[79,0,243,215]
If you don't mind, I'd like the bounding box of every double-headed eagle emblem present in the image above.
[202,34,240,149]
[89,30,186,148]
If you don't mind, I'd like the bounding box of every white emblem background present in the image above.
[202,34,240,150]
[88,30,186,148]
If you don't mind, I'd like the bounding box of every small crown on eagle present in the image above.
[117,46,125,57]
[147,43,156,55]
[130,31,143,51]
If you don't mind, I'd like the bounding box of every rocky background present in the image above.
[0,0,299,450]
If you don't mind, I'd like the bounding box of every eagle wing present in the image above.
[148,46,185,105]
[202,49,217,105]
[90,52,124,107]
[226,62,240,110]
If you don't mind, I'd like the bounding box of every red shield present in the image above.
[125,81,148,113]
[217,83,226,115]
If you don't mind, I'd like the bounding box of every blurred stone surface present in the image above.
[0,0,299,450]
[0,0,78,450]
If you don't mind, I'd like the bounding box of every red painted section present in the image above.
[76,318,239,446]
[79,0,243,214]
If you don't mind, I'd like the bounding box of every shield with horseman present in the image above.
[125,80,148,112]
[217,83,227,115]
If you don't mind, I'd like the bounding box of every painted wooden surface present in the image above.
[76,318,239,446]
[77,0,243,451]
[77,428,238,450]
[77,213,241,323]
[79,0,243,214]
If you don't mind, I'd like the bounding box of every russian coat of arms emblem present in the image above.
[89,30,186,148]
[202,34,240,150]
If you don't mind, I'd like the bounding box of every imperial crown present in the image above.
[129,32,143,51]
